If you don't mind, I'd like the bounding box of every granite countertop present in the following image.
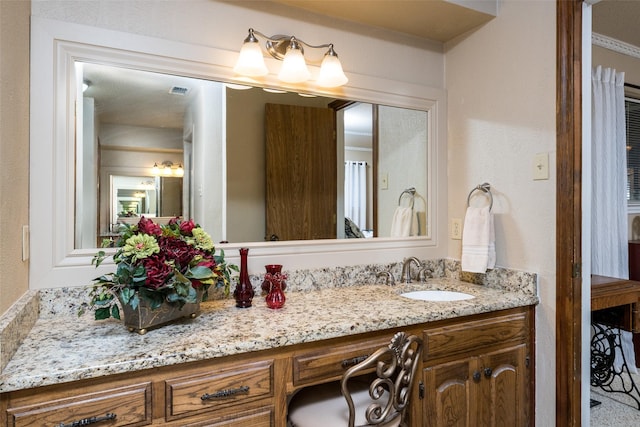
[0,278,538,393]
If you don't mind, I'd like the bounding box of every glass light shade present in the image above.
[151,163,160,175]
[278,47,310,83]
[233,41,268,77]
[317,54,348,88]
[175,164,184,177]
[163,165,172,175]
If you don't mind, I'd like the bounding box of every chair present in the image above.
[288,332,423,427]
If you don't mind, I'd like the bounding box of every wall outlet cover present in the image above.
[451,218,462,240]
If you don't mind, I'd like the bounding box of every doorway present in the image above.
[556,1,584,425]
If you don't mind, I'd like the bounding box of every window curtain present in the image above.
[592,66,628,278]
[344,161,367,229]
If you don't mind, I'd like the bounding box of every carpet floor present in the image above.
[590,371,640,425]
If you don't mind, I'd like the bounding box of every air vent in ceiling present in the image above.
[169,86,189,96]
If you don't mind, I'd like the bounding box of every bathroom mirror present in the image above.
[76,61,430,248]
[29,17,446,289]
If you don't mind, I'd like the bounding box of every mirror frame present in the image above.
[29,17,448,289]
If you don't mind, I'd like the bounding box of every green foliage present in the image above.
[82,217,237,322]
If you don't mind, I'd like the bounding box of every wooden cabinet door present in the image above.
[423,358,477,427]
[423,345,528,427]
[477,344,528,427]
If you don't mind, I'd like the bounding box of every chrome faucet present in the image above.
[376,270,396,286]
[401,257,421,284]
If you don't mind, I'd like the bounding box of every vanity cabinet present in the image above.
[421,308,533,427]
[0,306,534,427]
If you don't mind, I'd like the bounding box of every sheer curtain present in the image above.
[344,161,367,229]
[592,66,628,278]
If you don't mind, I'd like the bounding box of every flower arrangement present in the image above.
[84,216,236,321]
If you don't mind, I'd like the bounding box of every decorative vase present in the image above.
[265,275,286,309]
[261,264,287,293]
[234,247,254,308]
[119,288,204,335]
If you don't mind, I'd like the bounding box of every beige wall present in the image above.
[444,1,556,424]
[0,1,30,314]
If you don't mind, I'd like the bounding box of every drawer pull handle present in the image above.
[55,412,116,427]
[484,367,493,378]
[201,385,250,400]
[472,371,481,382]
[341,355,369,368]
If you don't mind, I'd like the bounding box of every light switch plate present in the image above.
[22,225,29,261]
[380,173,389,190]
[533,152,549,180]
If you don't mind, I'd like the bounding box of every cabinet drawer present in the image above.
[424,312,528,361]
[292,335,391,386]
[6,382,152,427]
[180,407,273,426]
[165,360,273,420]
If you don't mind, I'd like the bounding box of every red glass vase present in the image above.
[262,264,287,293]
[265,275,286,309]
[233,248,254,308]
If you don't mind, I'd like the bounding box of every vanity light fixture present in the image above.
[151,161,184,177]
[233,28,348,88]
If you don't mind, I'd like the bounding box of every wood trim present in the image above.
[556,1,583,426]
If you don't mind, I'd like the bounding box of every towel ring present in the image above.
[466,183,493,211]
[398,187,416,208]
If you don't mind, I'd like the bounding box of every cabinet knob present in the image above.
[473,371,481,382]
[484,367,493,378]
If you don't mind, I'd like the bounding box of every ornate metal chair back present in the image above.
[340,332,424,427]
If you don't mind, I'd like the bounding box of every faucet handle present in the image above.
[418,267,432,283]
[376,271,396,286]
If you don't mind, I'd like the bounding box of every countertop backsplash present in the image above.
[0,290,38,372]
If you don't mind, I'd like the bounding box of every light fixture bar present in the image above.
[234,28,348,88]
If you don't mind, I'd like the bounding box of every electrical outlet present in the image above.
[451,218,462,240]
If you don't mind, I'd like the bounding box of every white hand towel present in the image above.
[461,206,495,273]
[390,206,416,237]
[487,211,496,269]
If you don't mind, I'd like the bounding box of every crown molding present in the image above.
[592,32,640,60]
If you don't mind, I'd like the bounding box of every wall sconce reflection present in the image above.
[151,161,184,177]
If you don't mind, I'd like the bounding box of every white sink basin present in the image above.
[400,290,475,302]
